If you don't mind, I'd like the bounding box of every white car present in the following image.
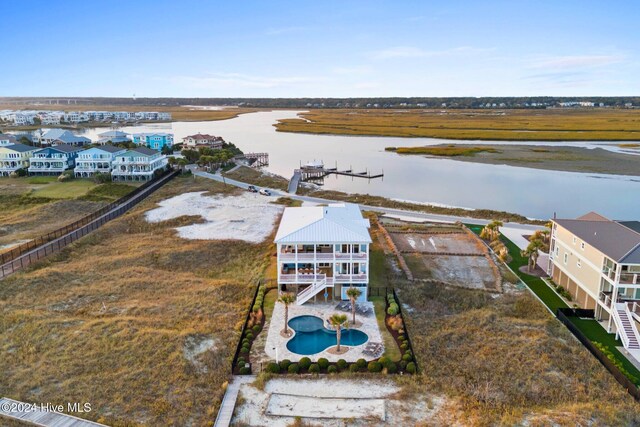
[259,188,271,196]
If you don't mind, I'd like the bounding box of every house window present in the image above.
[572,237,577,244]
[580,242,585,250]
[577,259,582,268]
[555,246,559,256]
[563,253,568,264]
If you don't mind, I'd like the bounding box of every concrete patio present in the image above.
[265,300,383,363]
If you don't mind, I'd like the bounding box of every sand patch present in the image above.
[145,191,283,243]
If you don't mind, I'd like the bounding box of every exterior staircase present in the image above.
[613,303,640,350]
[297,277,328,305]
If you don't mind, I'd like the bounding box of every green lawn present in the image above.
[467,224,640,387]
[368,247,388,287]
[31,179,97,199]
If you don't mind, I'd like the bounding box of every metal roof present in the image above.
[131,147,160,156]
[2,143,37,153]
[274,203,371,244]
[555,215,640,263]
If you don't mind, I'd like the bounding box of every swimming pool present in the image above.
[286,315,368,355]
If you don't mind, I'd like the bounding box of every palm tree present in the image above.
[521,239,545,272]
[328,313,349,352]
[278,292,296,336]
[345,286,362,325]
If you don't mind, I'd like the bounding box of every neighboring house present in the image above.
[131,133,174,151]
[181,133,224,149]
[28,144,82,175]
[549,212,640,356]
[0,143,38,176]
[0,134,18,146]
[40,128,91,146]
[97,130,130,144]
[74,145,127,178]
[111,147,168,181]
[274,203,372,305]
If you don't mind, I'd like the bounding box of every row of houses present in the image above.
[0,110,172,126]
[0,143,167,181]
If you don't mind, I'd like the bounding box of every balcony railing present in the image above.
[335,273,367,282]
[279,272,367,283]
[619,273,639,285]
[279,252,368,261]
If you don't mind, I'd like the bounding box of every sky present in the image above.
[2,0,639,97]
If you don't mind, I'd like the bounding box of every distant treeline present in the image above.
[1,96,639,109]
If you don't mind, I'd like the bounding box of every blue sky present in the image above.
[2,0,639,97]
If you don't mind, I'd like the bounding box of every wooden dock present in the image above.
[0,397,107,427]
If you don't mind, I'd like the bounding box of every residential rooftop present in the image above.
[274,203,371,244]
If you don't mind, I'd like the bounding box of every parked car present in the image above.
[247,185,258,193]
[259,188,271,196]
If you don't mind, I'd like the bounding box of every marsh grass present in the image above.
[223,166,289,191]
[276,109,640,141]
[0,176,274,426]
[387,145,501,156]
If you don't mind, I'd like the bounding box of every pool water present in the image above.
[286,315,369,355]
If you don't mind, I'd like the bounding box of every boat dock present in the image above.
[288,161,384,194]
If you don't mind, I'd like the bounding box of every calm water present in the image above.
[78,110,640,220]
[286,315,368,355]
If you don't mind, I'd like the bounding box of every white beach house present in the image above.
[74,145,127,178]
[111,147,168,181]
[274,203,372,305]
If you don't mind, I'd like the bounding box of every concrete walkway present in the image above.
[191,169,544,231]
[214,375,256,427]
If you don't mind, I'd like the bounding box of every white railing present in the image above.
[279,252,367,261]
[297,277,328,305]
[335,273,367,282]
[279,273,326,283]
[613,302,640,350]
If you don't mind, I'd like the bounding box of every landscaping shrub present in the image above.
[241,345,249,354]
[336,359,348,370]
[317,358,329,370]
[252,325,261,334]
[242,338,250,347]
[245,332,254,341]
[385,362,398,374]
[279,359,291,371]
[11,168,27,177]
[387,303,399,316]
[93,172,111,183]
[378,356,390,367]
[367,361,383,373]
[404,349,413,357]
[402,353,413,362]
[400,342,408,351]
[299,357,312,370]
[398,360,407,370]
[266,362,280,373]
[349,364,359,373]
[406,362,416,374]
[57,171,73,182]
[237,357,246,366]
[327,365,338,374]
[308,364,320,374]
[356,358,367,369]
[239,367,251,375]
[288,363,300,374]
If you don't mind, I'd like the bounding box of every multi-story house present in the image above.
[28,144,82,175]
[131,133,174,151]
[111,147,168,181]
[548,212,640,357]
[181,133,224,149]
[0,143,38,176]
[39,129,91,147]
[274,203,372,305]
[0,134,18,146]
[74,145,126,178]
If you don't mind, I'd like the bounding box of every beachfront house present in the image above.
[111,147,168,181]
[274,203,372,305]
[40,128,91,147]
[131,133,174,151]
[0,143,39,176]
[28,144,82,175]
[0,134,18,146]
[74,145,127,178]
[548,212,640,357]
[181,133,224,149]
[97,130,131,144]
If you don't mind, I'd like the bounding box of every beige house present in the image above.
[548,212,640,355]
[0,143,38,176]
[181,133,224,149]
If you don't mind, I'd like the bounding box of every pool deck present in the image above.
[265,301,383,363]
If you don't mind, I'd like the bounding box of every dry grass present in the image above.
[0,178,137,249]
[223,166,289,191]
[0,176,275,426]
[276,109,640,141]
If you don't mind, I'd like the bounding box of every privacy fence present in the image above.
[0,169,178,279]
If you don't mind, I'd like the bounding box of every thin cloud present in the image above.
[265,26,307,36]
[370,46,493,60]
[166,73,320,89]
[331,66,372,75]
[529,54,625,69]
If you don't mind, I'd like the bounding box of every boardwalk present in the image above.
[0,397,106,427]
[288,170,301,194]
[214,375,256,427]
